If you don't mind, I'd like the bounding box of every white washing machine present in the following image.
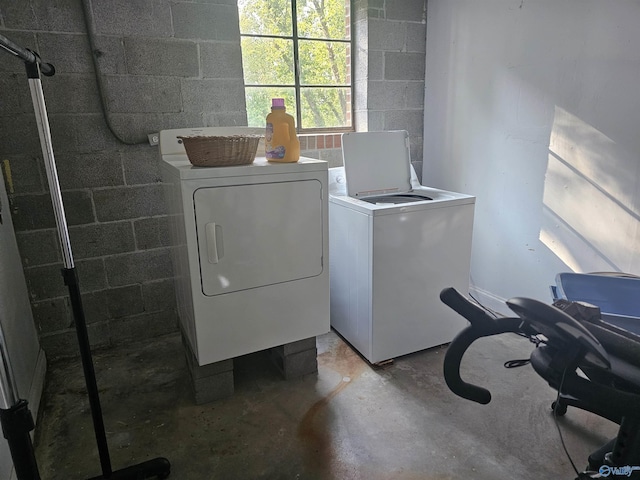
[160,127,329,366]
[329,131,475,364]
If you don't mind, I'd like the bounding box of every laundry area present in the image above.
[1,1,640,480]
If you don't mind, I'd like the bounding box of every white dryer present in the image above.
[160,127,329,366]
[329,131,475,364]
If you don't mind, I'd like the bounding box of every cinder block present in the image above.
[406,22,427,53]
[104,249,173,287]
[200,43,244,79]
[172,3,240,41]
[76,258,109,292]
[42,74,101,114]
[361,109,385,132]
[124,38,199,77]
[103,76,182,114]
[319,149,344,168]
[405,81,425,109]
[31,298,72,333]
[37,33,93,74]
[110,112,204,145]
[81,290,111,324]
[369,19,406,52]
[24,259,105,300]
[277,337,317,356]
[40,321,111,361]
[93,184,166,221]
[205,111,249,127]
[10,194,56,231]
[93,36,127,75]
[1,0,85,33]
[142,279,176,312]
[383,109,424,137]
[25,264,67,302]
[384,52,425,81]
[410,137,424,163]
[182,334,234,403]
[56,152,124,189]
[91,0,172,37]
[368,81,407,110]
[63,190,96,226]
[134,217,171,250]
[368,8,383,19]
[106,285,144,319]
[0,77,32,114]
[109,309,178,344]
[0,115,39,156]
[183,339,233,380]
[181,79,246,113]
[48,114,77,153]
[2,155,45,194]
[385,0,425,22]
[300,149,320,160]
[16,230,61,267]
[70,114,122,153]
[411,161,423,181]
[122,145,162,186]
[362,50,383,82]
[354,80,368,112]
[270,338,319,380]
[270,346,318,380]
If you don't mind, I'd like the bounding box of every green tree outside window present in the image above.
[238,0,353,132]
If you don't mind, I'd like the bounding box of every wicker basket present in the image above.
[178,135,261,167]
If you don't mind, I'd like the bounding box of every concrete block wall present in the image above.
[0,0,248,359]
[353,0,427,178]
[0,0,427,360]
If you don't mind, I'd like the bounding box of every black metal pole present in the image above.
[62,269,113,475]
[1,32,170,480]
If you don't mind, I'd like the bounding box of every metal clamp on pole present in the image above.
[0,33,55,77]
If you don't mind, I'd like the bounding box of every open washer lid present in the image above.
[342,130,412,198]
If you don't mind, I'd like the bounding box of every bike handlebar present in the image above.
[440,288,522,405]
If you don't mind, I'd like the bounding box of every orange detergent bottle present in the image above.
[265,98,300,163]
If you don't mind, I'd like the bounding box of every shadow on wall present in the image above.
[541,106,640,273]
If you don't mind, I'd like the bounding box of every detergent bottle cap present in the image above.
[271,98,285,109]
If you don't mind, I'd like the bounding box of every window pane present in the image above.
[241,37,295,85]
[300,87,351,129]
[238,0,292,37]
[245,87,297,128]
[299,39,348,85]
[296,0,349,40]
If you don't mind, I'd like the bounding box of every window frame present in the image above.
[239,0,354,134]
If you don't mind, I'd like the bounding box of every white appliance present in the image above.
[329,131,475,364]
[160,127,329,366]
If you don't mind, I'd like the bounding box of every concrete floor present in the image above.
[34,330,617,480]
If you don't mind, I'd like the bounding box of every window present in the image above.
[238,0,353,133]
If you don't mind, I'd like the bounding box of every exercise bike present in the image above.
[440,287,640,479]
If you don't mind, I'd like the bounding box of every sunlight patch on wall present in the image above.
[540,106,640,274]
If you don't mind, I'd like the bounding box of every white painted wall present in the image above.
[0,167,46,479]
[423,0,640,312]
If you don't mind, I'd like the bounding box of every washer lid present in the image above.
[342,130,412,198]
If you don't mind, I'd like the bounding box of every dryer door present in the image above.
[194,179,324,296]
